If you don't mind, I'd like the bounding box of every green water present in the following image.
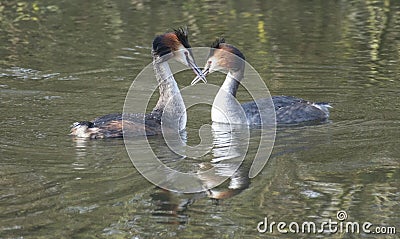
[1,0,399,238]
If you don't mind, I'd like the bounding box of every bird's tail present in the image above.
[312,102,332,116]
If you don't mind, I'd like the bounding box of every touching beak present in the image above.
[186,55,207,84]
[191,67,209,85]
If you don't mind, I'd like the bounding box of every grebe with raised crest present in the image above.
[192,38,331,125]
[70,28,206,138]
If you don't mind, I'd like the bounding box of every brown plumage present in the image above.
[70,28,205,138]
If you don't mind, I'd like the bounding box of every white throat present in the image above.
[211,72,246,125]
[153,60,187,131]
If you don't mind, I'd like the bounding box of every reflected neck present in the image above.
[152,59,186,131]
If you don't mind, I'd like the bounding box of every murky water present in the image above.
[1,0,399,238]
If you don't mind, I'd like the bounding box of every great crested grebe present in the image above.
[70,28,206,138]
[192,38,331,125]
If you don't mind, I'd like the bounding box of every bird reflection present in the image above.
[199,123,251,200]
[149,122,254,224]
[150,188,196,225]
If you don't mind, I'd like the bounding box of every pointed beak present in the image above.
[191,67,209,85]
[186,55,207,84]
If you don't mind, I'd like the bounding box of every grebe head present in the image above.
[152,27,206,83]
[191,38,245,85]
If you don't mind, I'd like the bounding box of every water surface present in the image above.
[1,0,399,238]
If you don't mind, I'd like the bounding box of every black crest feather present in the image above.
[152,35,169,57]
[211,37,225,49]
[173,27,191,49]
[152,27,191,57]
[208,37,245,61]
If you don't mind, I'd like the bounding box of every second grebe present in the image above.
[70,28,206,138]
[192,38,331,125]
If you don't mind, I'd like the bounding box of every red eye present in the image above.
[208,61,212,65]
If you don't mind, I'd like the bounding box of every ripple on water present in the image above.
[0,67,60,80]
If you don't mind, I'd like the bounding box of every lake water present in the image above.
[1,0,399,238]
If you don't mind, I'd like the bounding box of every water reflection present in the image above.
[110,121,338,230]
[72,137,89,159]
[122,122,251,193]
[146,123,252,224]
[2,0,400,237]
[200,123,251,199]
[131,122,278,225]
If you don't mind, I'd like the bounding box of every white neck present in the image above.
[152,60,187,131]
[212,71,246,124]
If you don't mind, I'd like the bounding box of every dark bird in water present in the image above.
[191,38,331,125]
[70,28,206,138]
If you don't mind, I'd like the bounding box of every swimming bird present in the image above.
[70,28,206,138]
[192,38,331,125]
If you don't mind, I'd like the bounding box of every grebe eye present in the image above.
[208,60,212,65]
[184,51,189,56]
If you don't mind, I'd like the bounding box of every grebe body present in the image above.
[70,28,205,138]
[192,38,331,125]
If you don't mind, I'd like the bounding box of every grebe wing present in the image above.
[272,96,308,109]
[275,102,328,124]
[96,118,161,138]
[91,113,123,127]
[71,113,162,138]
[98,113,162,137]
[240,96,330,125]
